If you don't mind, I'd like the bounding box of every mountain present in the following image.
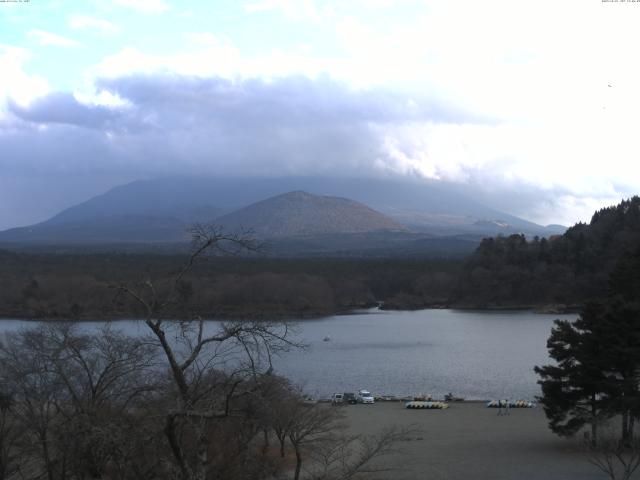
[0,176,564,251]
[0,215,191,245]
[217,191,406,238]
[38,176,557,235]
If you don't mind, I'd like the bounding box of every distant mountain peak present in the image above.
[217,190,407,238]
[272,190,349,201]
[282,190,312,197]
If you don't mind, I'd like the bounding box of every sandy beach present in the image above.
[342,402,607,480]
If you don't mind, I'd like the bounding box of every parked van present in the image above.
[331,393,344,405]
[343,392,358,405]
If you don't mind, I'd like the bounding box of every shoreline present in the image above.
[381,303,581,314]
[0,303,580,323]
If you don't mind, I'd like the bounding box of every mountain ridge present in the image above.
[0,176,566,251]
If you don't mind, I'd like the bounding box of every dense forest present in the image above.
[1,196,639,320]
[455,196,640,308]
[0,251,459,320]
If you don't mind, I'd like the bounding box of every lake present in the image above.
[0,308,575,400]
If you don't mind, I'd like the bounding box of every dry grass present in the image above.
[341,402,606,480]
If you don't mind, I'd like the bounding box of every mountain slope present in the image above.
[0,215,190,244]
[0,176,564,248]
[217,191,407,238]
[40,176,552,235]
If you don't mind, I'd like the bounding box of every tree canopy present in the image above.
[535,246,640,445]
[458,196,640,307]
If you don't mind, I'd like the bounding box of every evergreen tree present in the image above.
[536,247,640,445]
[459,196,640,306]
[605,247,640,443]
[535,302,610,445]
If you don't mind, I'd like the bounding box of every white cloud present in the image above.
[69,15,118,33]
[0,45,49,109]
[73,89,131,109]
[28,30,81,48]
[244,0,331,22]
[112,0,171,14]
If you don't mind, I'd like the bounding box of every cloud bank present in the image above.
[2,0,640,229]
[1,74,476,179]
[0,70,635,229]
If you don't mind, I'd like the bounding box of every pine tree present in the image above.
[536,247,640,445]
[535,302,610,445]
[597,300,640,444]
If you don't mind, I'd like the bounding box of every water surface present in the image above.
[0,309,575,400]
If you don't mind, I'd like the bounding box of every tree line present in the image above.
[456,196,640,308]
[0,249,460,320]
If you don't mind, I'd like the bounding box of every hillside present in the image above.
[217,191,406,238]
[0,215,191,245]
[453,196,640,307]
[0,177,563,250]
[34,177,525,229]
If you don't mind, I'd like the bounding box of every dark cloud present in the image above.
[8,92,122,130]
[96,75,472,128]
[1,74,475,179]
[0,74,490,229]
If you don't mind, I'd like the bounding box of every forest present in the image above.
[454,196,640,308]
[0,248,460,320]
[1,197,639,320]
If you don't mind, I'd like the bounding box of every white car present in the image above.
[357,389,375,404]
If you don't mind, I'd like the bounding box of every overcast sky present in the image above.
[1,0,640,230]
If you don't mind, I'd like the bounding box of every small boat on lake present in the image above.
[323,335,331,342]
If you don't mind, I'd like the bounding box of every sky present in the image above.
[1,0,640,230]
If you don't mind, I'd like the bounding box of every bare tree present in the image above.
[287,402,345,480]
[0,225,306,480]
[0,390,23,480]
[0,324,161,480]
[0,329,65,480]
[585,431,640,480]
[114,224,301,480]
[309,426,417,480]
[283,398,419,480]
[48,324,160,479]
[258,376,299,458]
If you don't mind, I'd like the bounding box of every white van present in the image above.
[331,393,344,405]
